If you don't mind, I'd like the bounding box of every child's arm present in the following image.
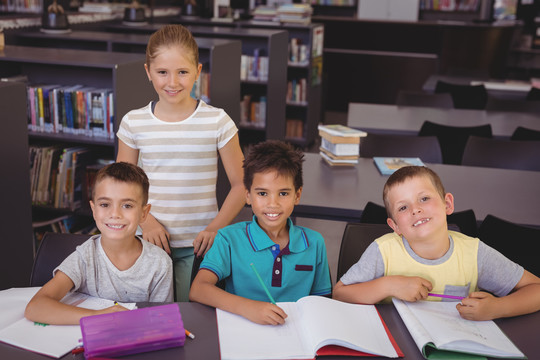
[193,134,245,257]
[333,275,433,304]
[117,140,171,254]
[189,269,287,325]
[24,271,128,325]
[457,270,540,321]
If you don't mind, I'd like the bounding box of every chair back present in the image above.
[396,90,454,108]
[190,255,226,290]
[360,133,443,164]
[30,232,89,286]
[337,223,392,280]
[462,136,540,171]
[526,87,540,101]
[511,126,540,141]
[360,201,478,237]
[435,80,488,109]
[418,121,493,165]
[478,215,540,277]
[485,96,540,113]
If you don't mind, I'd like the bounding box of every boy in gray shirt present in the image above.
[25,162,173,325]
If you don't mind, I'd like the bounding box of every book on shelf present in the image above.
[217,295,402,360]
[320,150,359,166]
[286,118,304,138]
[392,298,525,359]
[318,124,367,144]
[321,137,359,156]
[0,289,136,359]
[373,157,425,176]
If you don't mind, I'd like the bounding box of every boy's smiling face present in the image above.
[386,175,454,245]
[90,178,150,243]
[246,170,302,236]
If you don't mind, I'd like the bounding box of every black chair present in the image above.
[359,201,478,238]
[511,126,540,141]
[336,223,392,280]
[30,232,89,286]
[526,87,540,101]
[485,96,540,113]
[396,90,454,108]
[190,255,226,290]
[360,133,443,164]
[418,121,493,165]
[462,136,540,171]
[478,215,540,277]
[434,80,488,110]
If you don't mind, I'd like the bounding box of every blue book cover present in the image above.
[373,157,425,176]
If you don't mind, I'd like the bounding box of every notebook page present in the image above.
[216,303,312,360]
[299,296,399,358]
[393,298,434,353]
[396,300,524,358]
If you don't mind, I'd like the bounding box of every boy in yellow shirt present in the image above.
[333,166,540,320]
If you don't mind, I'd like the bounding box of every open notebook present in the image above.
[217,295,402,360]
[0,288,136,358]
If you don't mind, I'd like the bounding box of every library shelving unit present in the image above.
[101,22,288,146]
[11,30,242,122]
[0,81,35,289]
[0,45,155,243]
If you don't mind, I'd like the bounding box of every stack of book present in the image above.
[318,124,367,166]
[277,4,312,24]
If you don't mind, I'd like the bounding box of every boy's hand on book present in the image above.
[457,292,499,321]
[140,215,171,254]
[95,304,129,316]
[241,301,288,325]
[193,230,217,257]
[391,276,432,302]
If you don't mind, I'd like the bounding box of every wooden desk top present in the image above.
[295,153,540,227]
[346,102,540,138]
[2,301,539,360]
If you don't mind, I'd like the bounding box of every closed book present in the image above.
[318,124,367,144]
[320,147,359,161]
[320,151,359,166]
[321,138,360,156]
[373,157,425,176]
[80,304,185,359]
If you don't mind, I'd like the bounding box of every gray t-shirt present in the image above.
[56,235,173,302]
[340,235,523,298]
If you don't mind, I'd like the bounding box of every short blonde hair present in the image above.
[146,24,199,68]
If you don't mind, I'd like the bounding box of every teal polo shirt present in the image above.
[200,216,332,302]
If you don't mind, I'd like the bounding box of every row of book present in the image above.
[0,0,41,13]
[239,95,266,128]
[419,0,479,11]
[318,124,366,166]
[240,52,269,82]
[310,0,355,5]
[287,78,308,104]
[27,84,114,139]
[251,4,313,25]
[289,38,310,65]
[286,118,304,139]
[189,70,210,104]
[29,145,106,210]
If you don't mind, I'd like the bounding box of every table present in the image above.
[2,301,539,360]
[294,153,540,227]
[346,102,540,138]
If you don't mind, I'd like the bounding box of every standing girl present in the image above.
[116,24,245,301]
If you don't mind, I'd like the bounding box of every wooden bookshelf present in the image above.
[0,81,34,289]
[12,30,242,121]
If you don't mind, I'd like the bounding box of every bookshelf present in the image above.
[12,30,242,122]
[0,45,155,242]
[0,81,34,289]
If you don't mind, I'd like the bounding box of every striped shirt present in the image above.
[117,101,238,248]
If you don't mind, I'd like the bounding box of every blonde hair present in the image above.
[146,24,199,68]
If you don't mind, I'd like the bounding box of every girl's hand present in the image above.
[140,215,171,254]
[193,230,217,257]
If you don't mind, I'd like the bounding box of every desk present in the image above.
[294,153,540,227]
[2,301,539,360]
[346,103,540,138]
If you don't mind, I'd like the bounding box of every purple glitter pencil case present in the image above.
[80,303,185,359]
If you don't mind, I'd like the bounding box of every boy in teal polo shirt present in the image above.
[189,140,331,325]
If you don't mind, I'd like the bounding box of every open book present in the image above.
[393,298,525,359]
[0,288,136,358]
[217,295,402,360]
